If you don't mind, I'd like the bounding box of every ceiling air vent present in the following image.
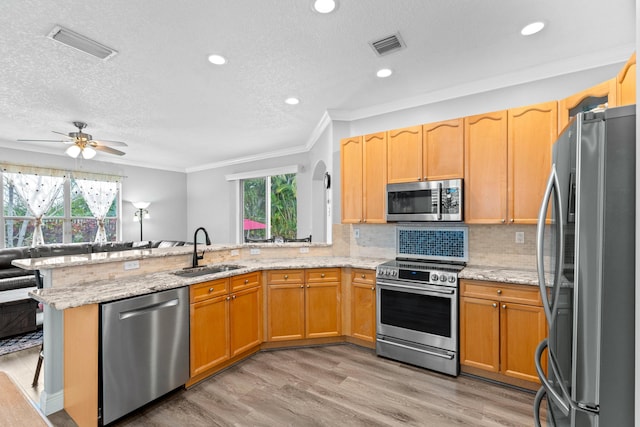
[369,33,405,56]
[46,25,118,61]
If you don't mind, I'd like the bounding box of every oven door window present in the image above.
[380,288,451,337]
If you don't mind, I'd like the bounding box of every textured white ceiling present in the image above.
[0,0,635,172]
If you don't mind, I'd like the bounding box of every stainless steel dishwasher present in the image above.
[99,287,189,425]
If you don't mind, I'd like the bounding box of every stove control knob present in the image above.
[391,270,397,277]
[448,276,456,283]
[431,274,439,282]
[439,274,447,282]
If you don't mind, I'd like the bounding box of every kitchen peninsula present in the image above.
[14,243,384,426]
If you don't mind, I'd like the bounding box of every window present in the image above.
[242,173,297,241]
[1,165,121,248]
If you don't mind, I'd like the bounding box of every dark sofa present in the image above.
[0,240,189,339]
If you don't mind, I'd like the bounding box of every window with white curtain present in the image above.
[1,164,121,248]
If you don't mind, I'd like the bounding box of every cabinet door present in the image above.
[387,125,423,183]
[464,111,508,223]
[558,78,617,132]
[500,302,547,383]
[267,283,305,341]
[617,52,636,107]
[423,118,464,180]
[229,286,262,357]
[350,280,376,342]
[508,101,557,224]
[363,132,387,223]
[305,282,341,338]
[460,296,500,372]
[340,136,363,223]
[190,295,229,377]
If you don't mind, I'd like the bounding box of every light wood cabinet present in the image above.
[350,269,376,343]
[387,125,423,183]
[464,111,508,223]
[465,102,557,224]
[190,272,262,378]
[617,52,636,107]
[267,268,341,341]
[558,78,617,132]
[423,118,464,180]
[460,280,547,384]
[340,133,387,224]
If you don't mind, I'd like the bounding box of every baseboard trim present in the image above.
[40,389,63,416]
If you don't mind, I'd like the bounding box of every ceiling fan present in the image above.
[18,121,127,159]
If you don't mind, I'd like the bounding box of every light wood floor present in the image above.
[0,344,544,426]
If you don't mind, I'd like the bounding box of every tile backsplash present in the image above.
[334,223,537,270]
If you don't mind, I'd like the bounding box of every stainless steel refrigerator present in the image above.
[533,105,635,426]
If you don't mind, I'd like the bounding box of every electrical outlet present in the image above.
[354,228,360,239]
[124,260,140,270]
[299,247,310,254]
[230,249,240,256]
[515,232,525,244]
[250,248,261,255]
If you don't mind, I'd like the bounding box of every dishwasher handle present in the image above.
[119,298,179,320]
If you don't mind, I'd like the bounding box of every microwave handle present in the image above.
[437,182,442,220]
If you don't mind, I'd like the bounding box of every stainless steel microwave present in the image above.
[386,179,463,222]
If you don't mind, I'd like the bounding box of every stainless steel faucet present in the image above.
[192,227,211,268]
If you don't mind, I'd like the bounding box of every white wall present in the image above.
[1,147,188,242]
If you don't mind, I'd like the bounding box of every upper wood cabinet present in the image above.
[464,111,508,223]
[387,125,423,183]
[340,133,387,224]
[423,118,464,180]
[507,101,557,224]
[340,136,363,223]
[617,52,636,107]
[558,78,617,132]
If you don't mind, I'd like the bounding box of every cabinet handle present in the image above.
[226,296,230,301]
[501,219,506,223]
[300,285,304,288]
[284,275,289,280]
[361,274,366,279]
[497,289,502,295]
[232,295,237,300]
[417,178,422,181]
[371,287,375,291]
[502,304,506,309]
[492,303,497,308]
[244,279,249,284]
[306,285,310,288]
[510,219,514,223]
[321,273,325,278]
[209,288,214,293]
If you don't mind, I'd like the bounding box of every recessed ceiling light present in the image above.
[208,54,227,65]
[376,68,393,78]
[313,0,337,14]
[521,21,545,36]
[285,97,300,105]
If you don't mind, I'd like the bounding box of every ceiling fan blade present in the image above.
[17,138,70,143]
[90,139,128,147]
[51,131,73,139]
[94,145,126,156]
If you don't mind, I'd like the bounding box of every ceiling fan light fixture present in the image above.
[82,146,97,159]
[47,25,117,60]
[65,144,81,158]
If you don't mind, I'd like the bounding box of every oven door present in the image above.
[376,280,457,352]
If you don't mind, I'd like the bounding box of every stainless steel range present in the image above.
[376,225,467,376]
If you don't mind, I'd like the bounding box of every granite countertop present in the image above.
[459,265,548,286]
[29,257,386,310]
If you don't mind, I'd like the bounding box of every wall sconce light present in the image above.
[132,201,150,240]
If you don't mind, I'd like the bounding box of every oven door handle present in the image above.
[377,337,455,360]
[377,281,455,295]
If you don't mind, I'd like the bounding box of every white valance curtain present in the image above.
[74,179,119,243]
[5,172,65,247]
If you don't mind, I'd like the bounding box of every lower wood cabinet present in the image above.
[460,279,547,384]
[267,268,341,341]
[190,272,262,378]
[350,269,376,343]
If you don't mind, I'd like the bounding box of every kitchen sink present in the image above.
[173,264,243,278]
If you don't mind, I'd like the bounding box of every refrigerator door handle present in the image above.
[535,339,571,417]
[534,387,557,427]
[536,163,564,326]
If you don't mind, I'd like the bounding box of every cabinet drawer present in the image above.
[231,271,261,292]
[267,270,304,284]
[190,279,229,303]
[306,268,341,283]
[351,269,375,285]
[461,280,542,306]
